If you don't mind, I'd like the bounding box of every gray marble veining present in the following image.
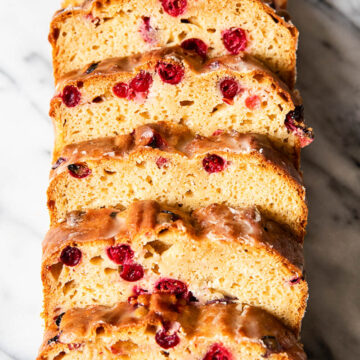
[0,0,359,359]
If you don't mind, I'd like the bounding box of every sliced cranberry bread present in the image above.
[38,294,306,360]
[50,0,298,86]
[47,123,307,237]
[51,48,313,163]
[62,0,289,11]
[42,200,307,333]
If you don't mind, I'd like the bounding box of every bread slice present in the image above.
[47,123,307,237]
[38,294,306,360]
[51,48,313,163]
[42,200,307,333]
[49,0,298,86]
[62,0,289,11]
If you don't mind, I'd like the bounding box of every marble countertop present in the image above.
[0,0,359,359]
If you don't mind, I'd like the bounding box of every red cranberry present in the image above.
[203,343,233,360]
[285,106,314,148]
[139,17,157,44]
[220,79,239,102]
[202,154,226,173]
[107,245,134,265]
[160,0,187,17]
[156,61,184,85]
[245,95,261,110]
[155,279,188,298]
[286,105,304,124]
[181,38,208,58]
[60,246,82,266]
[61,85,81,107]
[156,157,168,168]
[289,276,303,285]
[120,263,144,282]
[147,132,167,149]
[51,157,66,170]
[155,329,180,349]
[222,28,247,54]
[68,343,81,350]
[212,130,224,136]
[113,82,129,98]
[67,163,92,179]
[129,71,153,93]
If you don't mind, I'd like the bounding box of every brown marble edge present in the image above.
[42,200,304,274]
[49,123,303,185]
[39,294,306,360]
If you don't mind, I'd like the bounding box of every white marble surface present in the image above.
[0,0,359,359]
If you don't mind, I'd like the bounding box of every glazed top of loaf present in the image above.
[40,293,306,360]
[55,46,297,104]
[43,200,304,271]
[50,122,303,184]
[56,0,291,25]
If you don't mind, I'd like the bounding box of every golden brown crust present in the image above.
[38,294,306,360]
[49,0,298,87]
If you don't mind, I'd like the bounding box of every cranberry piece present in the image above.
[107,244,134,265]
[160,0,187,17]
[120,263,144,282]
[156,157,168,168]
[202,154,226,173]
[155,279,188,298]
[212,130,224,136]
[222,28,247,54]
[203,343,233,360]
[181,38,208,58]
[245,95,261,110]
[220,79,239,101]
[129,71,153,93]
[67,163,92,179]
[140,17,157,44]
[289,276,304,285]
[51,157,66,170]
[286,105,304,123]
[60,246,82,266]
[156,61,184,85]
[155,329,180,349]
[68,343,81,350]
[147,132,167,149]
[285,106,314,148]
[61,85,81,107]
[113,82,129,98]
